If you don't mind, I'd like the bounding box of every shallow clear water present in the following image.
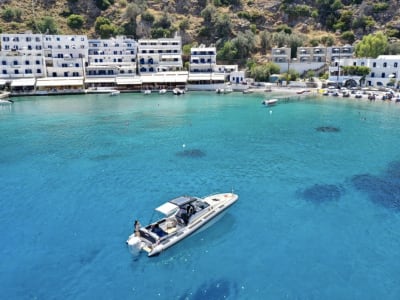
[1,92,400,299]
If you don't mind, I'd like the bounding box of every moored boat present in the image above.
[109,90,120,96]
[173,88,185,95]
[126,192,239,257]
[262,98,278,106]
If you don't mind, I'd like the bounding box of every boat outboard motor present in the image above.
[126,235,142,256]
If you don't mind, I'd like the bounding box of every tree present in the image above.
[95,16,111,33]
[37,16,58,34]
[259,31,272,54]
[250,62,280,82]
[355,32,388,58]
[67,14,84,30]
[217,41,237,61]
[1,7,14,22]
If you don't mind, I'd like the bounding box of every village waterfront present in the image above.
[1,92,400,299]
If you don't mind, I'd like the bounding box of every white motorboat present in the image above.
[0,97,13,104]
[262,98,278,106]
[126,192,239,257]
[173,88,185,95]
[159,89,167,94]
[143,89,152,95]
[216,87,233,94]
[109,90,120,96]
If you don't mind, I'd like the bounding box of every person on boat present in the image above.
[134,220,141,237]
[178,207,189,225]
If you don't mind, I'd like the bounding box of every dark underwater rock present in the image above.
[316,126,340,132]
[351,171,400,211]
[298,183,344,203]
[176,149,206,158]
[179,278,238,300]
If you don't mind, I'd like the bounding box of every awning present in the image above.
[36,78,84,87]
[188,73,225,81]
[116,77,142,85]
[85,77,116,84]
[11,78,36,87]
[155,202,179,216]
[0,79,6,85]
[141,74,188,83]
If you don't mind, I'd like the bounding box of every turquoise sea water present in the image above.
[1,92,400,299]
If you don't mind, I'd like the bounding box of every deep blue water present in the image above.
[1,92,400,299]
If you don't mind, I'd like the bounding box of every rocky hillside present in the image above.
[1,0,400,56]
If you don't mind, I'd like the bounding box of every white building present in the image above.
[271,45,354,75]
[328,55,400,87]
[0,33,46,79]
[137,35,183,74]
[87,36,137,77]
[42,34,88,78]
[189,45,216,73]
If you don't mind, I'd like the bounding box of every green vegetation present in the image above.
[341,66,371,76]
[37,16,58,34]
[95,0,115,10]
[1,7,22,22]
[355,32,388,58]
[249,62,280,82]
[67,14,84,30]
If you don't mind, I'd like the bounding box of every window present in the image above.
[371,72,375,78]
[2,61,6,65]
[75,63,79,67]
[383,62,387,68]
[28,45,32,50]
[37,69,42,73]
[3,37,9,42]
[65,45,69,49]
[14,70,19,74]
[25,69,32,74]
[35,37,40,42]
[13,61,18,65]
[382,73,385,78]
[26,37,31,42]
[36,45,42,50]
[25,60,30,65]
[64,72,69,77]
[395,63,398,68]
[2,70,7,74]
[373,62,376,67]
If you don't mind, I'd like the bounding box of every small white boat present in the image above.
[143,89,152,95]
[173,88,185,95]
[262,98,278,106]
[0,97,13,104]
[126,192,239,257]
[109,90,120,96]
[216,87,233,94]
[159,89,167,94]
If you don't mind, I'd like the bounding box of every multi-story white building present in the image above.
[87,36,137,77]
[189,45,216,73]
[42,34,88,78]
[137,35,182,74]
[0,33,46,79]
[328,55,400,87]
[271,45,355,74]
